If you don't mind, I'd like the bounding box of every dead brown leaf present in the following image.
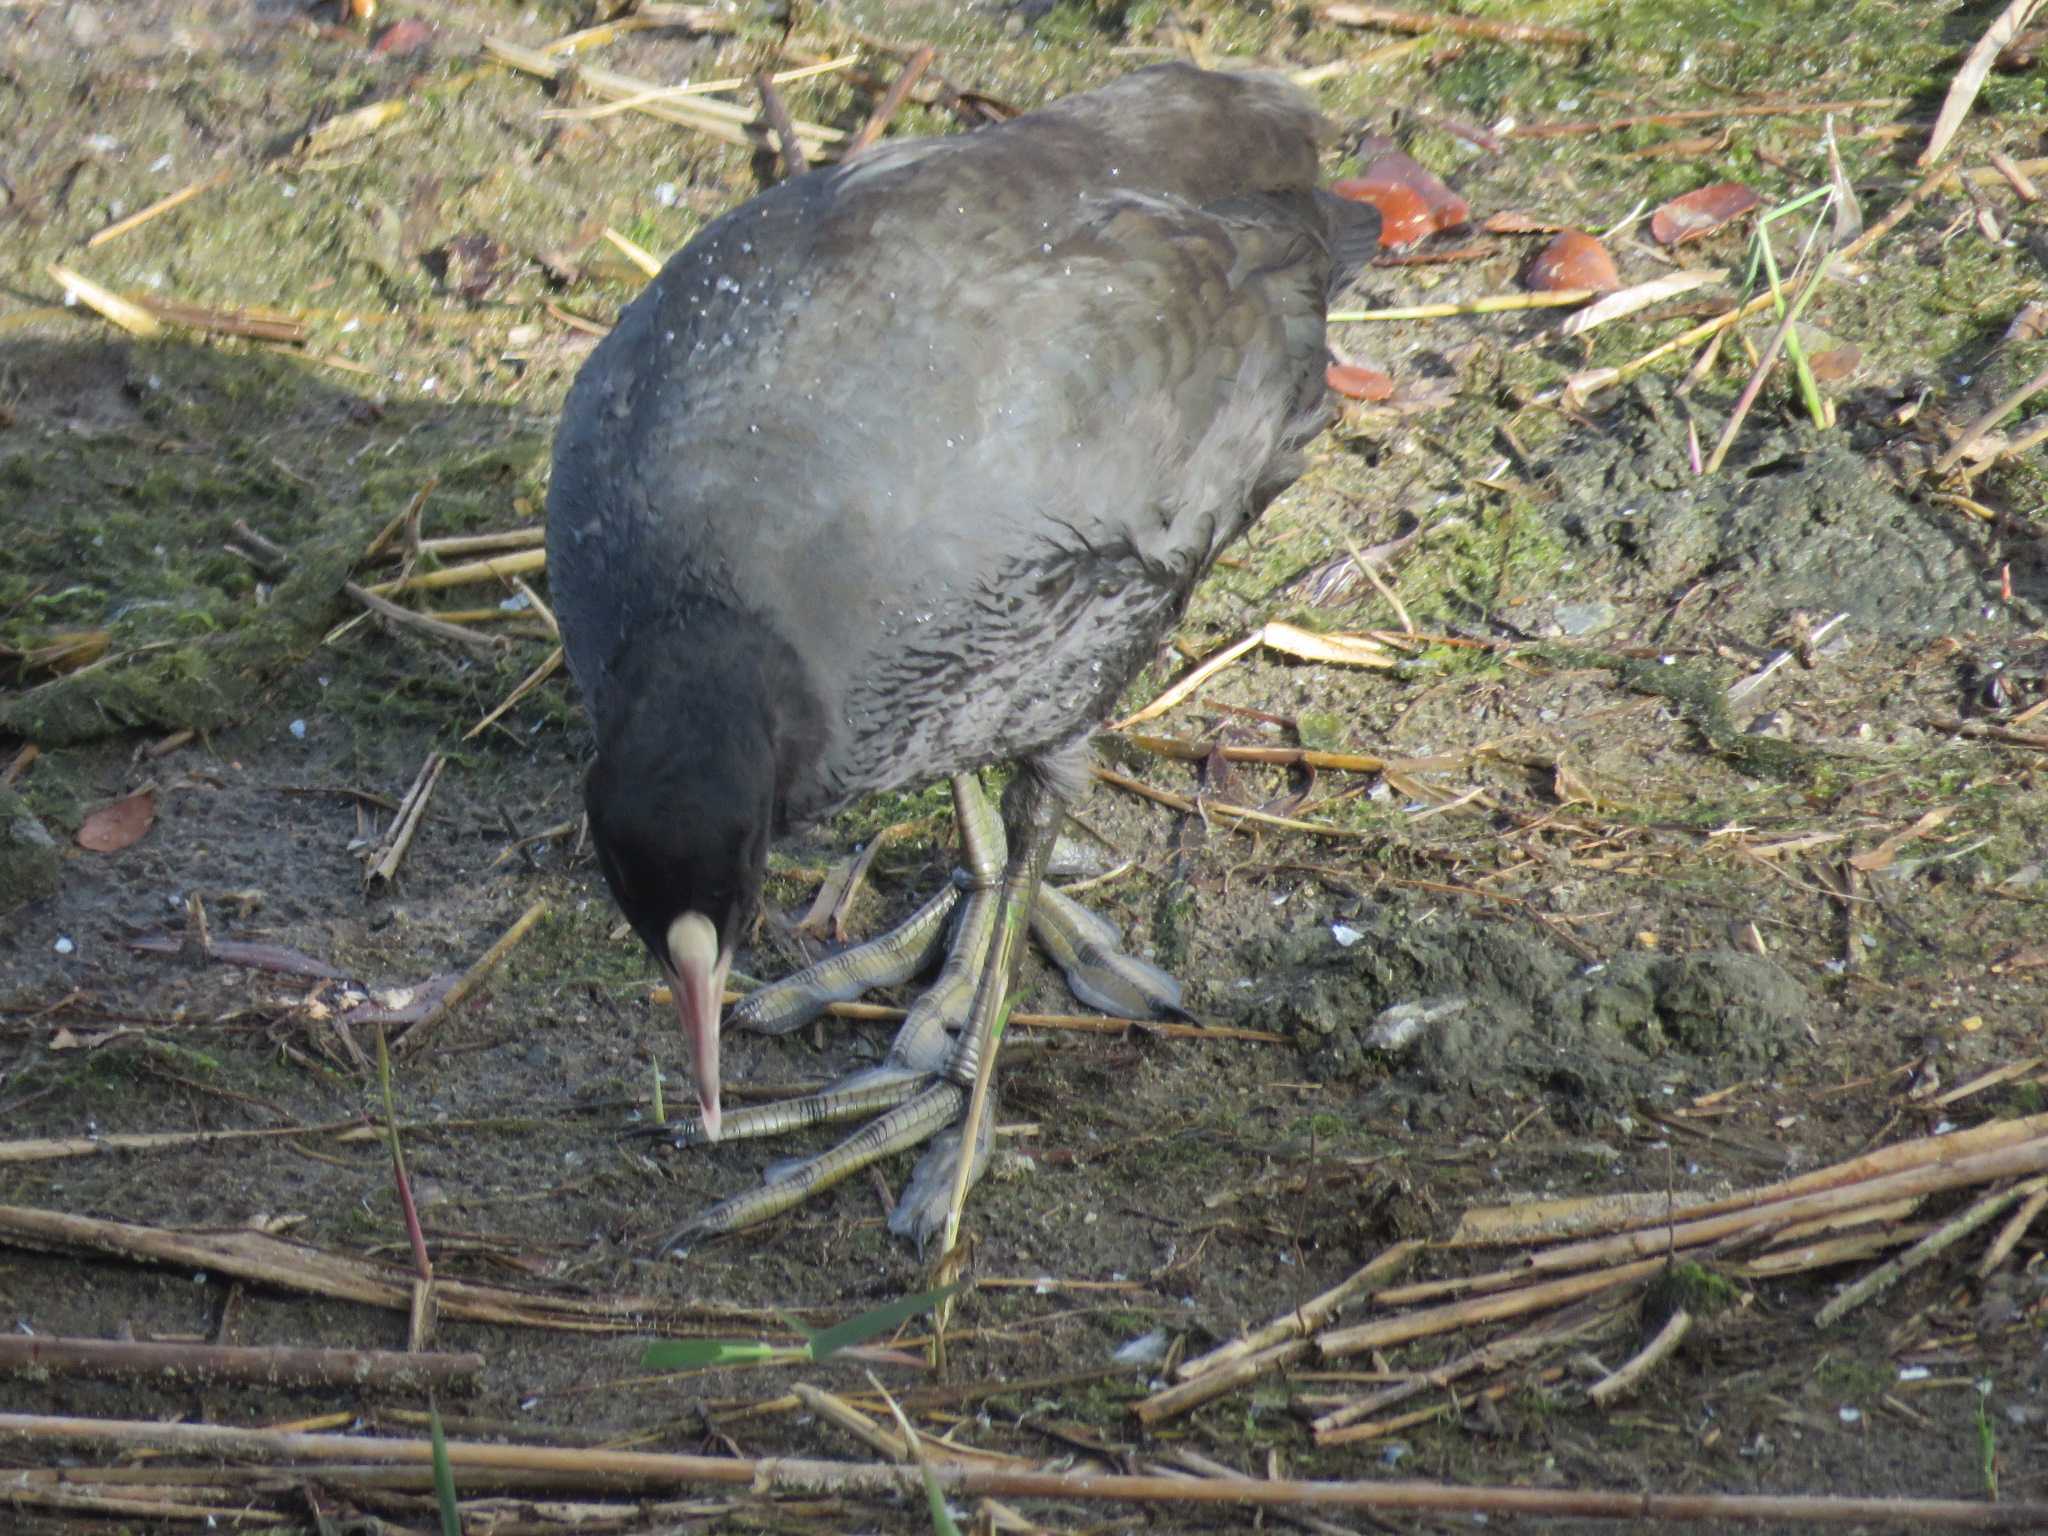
[75,789,156,853]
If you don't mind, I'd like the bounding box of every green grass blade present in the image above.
[428,1402,461,1536]
[808,1281,964,1362]
[917,1457,964,1536]
[639,1338,792,1368]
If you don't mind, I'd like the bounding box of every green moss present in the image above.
[0,787,62,915]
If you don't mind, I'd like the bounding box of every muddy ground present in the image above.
[2,0,2047,1531]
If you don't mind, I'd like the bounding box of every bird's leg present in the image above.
[655,775,1002,1250]
[901,758,1069,1253]
[655,764,1178,1251]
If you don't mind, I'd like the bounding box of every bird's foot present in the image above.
[653,771,1181,1251]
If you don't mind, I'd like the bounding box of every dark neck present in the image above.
[598,604,822,832]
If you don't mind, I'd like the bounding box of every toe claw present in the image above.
[1032,883,1186,1019]
[886,1113,993,1249]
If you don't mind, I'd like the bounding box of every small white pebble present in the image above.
[1331,924,1363,947]
[53,936,74,955]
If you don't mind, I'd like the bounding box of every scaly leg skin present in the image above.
[655,766,1182,1252]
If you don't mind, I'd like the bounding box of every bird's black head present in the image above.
[584,703,775,1139]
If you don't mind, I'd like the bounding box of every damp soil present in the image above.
[3,1,2047,1531]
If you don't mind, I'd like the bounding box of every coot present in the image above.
[548,63,1376,1248]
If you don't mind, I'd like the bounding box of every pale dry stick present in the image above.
[792,1384,907,1461]
[6,1414,2047,1525]
[1450,1109,2048,1246]
[1931,358,2048,475]
[842,45,935,157]
[1815,1174,2048,1327]
[408,608,549,628]
[230,519,292,575]
[1175,1242,1423,1382]
[1092,765,1378,841]
[0,1335,481,1390]
[1135,1340,1312,1427]
[0,1119,369,1165]
[1559,268,1729,341]
[131,295,306,344]
[1111,620,1392,729]
[463,646,565,742]
[1288,38,1429,86]
[1847,804,1955,873]
[364,478,439,562]
[1932,1055,2046,1107]
[1989,149,2042,202]
[1317,1256,1667,1360]
[0,1206,801,1335]
[1319,1366,1567,1448]
[483,37,844,153]
[1527,1136,2048,1277]
[603,226,663,279]
[542,55,858,121]
[293,97,412,159]
[47,262,161,337]
[1974,1184,2048,1278]
[509,577,560,638]
[367,549,547,597]
[1327,290,1597,322]
[86,170,232,247]
[1320,2,1590,46]
[756,70,809,178]
[1154,1449,1362,1536]
[1123,730,1485,775]
[1586,1308,1691,1407]
[1312,1302,1625,1437]
[1517,97,1906,141]
[1771,1196,1924,1246]
[1743,1225,1935,1280]
[6,1485,290,1524]
[1920,0,2045,167]
[365,752,446,888]
[394,899,549,1057]
[344,581,504,657]
[415,527,544,559]
[1999,410,2048,465]
[1726,612,1848,704]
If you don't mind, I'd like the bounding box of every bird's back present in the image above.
[549,64,1361,824]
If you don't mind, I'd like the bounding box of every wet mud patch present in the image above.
[1526,383,1996,642]
[1252,901,1808,1119]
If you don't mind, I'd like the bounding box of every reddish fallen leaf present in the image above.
[1807,343,1862,382]
[1330,176,1435,246]
[1326,362,1395,401]
[128,933,352,979]
[371,18,436,54]
[75,790,155,852]
[1525,230,1620,292]
[1483,209,1561,234]
[1649,182,1762,246]
[1359,150,1470,229]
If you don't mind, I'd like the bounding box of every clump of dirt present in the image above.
[1252,901,1807,1116]
[0,785,63,912]
[1532,382,1993,640]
